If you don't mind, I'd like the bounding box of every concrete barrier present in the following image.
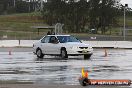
[0,40,132,49]
[18,40,37,47]
[0,40,18,47]
[0,40,37,47]
[82,41,132,49]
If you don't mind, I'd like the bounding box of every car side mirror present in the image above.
[41,40,45,43]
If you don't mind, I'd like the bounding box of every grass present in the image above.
[0,12,49,39]
[0,31,47,40]
[0,12,132,40]
[118,16,132,26]
[0,12,46,31]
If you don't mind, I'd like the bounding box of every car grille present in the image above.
[79,47,88,49]
[78,51,89,53]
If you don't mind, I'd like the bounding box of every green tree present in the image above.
[0,0,18,14]
[72,0,89,32]
[0,0,9,14]
[42,0,66,25]
[41,0,123,33]
[89,0,120,34]
[15,0,30,13]
[42,0,89,32]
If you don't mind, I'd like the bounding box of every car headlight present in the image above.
[88,47,93,50]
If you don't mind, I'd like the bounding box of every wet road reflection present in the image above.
[0,49,132,86]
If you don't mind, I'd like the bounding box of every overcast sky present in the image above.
[121,0,132,8]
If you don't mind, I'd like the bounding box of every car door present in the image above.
[48,36,60,55]
[40,36,51,54]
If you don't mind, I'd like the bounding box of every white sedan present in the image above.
[33,35,93,59]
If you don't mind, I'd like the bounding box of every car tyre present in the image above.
[61,49,68,59]
[36,49,44,58]
[84,54,91,59]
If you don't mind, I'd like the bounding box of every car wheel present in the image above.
[61,49,68,59]
[36,49,44,58]
[84,54,91,59]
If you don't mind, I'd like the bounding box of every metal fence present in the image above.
[0,30,132,41]
[0,30,44,40]
[0,32,132,41]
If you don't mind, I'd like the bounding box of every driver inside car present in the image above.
[50,36,58,44]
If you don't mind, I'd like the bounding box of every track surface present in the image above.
[0,48,132,87]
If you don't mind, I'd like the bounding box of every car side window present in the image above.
[41,36,50,43]
[49,36,58,43]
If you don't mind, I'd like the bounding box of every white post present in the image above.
[40,0,43,11]
[55,24,57,35]
[60,24,64,34]
[14,0,15,7]
[123,4,128,41]
[123,6,126,41]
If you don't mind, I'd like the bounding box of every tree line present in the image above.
[0,0,39,14]
[0,0,132,34]
[42,0,132,34]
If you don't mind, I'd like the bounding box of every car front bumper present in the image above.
[66,48,93,55]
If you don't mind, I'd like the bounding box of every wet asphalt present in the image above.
[0,48,132,88]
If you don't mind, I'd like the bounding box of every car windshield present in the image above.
[57,36,81,43]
